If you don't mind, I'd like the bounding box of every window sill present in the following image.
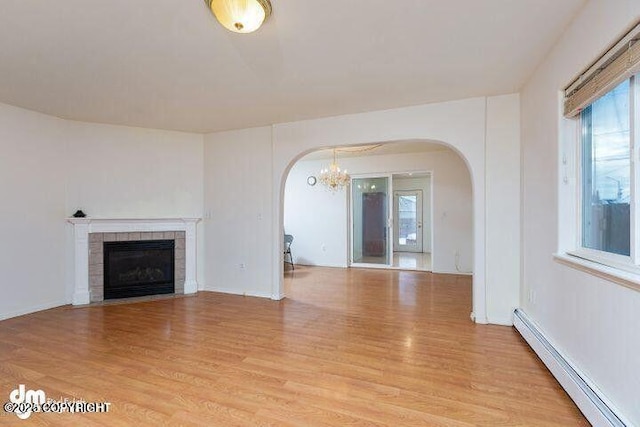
[554,253,640,293]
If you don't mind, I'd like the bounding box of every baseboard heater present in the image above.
[513,309,627,427]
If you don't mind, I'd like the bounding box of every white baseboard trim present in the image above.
[513,309,628,427]
[471,314,488,324]
[297,262,348,269]
[203,286,272,299]
[270,292,285,301]
[431,269,473,276]
[486,314,513,326]
[0,300,66,321]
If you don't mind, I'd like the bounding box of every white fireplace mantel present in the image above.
[67,217,201,305]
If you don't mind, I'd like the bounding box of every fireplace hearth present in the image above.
[104,240,175,299]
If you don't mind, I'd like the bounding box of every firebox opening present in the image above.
[104,240,175,300]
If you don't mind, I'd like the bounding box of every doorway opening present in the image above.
[283,141,471,277]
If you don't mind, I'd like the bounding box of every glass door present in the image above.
[393,190,423,253]
[351,176,392,266]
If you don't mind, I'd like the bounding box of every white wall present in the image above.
[486,94,521,325]
[521,0,640,424]
[284,149,472,274]
[393,175,431,253]
[0,104,68,319]
[1,91,520,331]
[0,103,205,320]
[65,121,203,219]
[273,98,489,320]
[202,126,274,297]
[284,158,349,267]
[64,121,205,301]
[203,95,520,324]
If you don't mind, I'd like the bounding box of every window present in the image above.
[562,22,640,273]
[581,79,631,257]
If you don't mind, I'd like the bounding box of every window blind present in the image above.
[564,22,640,118]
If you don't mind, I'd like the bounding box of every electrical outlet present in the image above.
[321,244,326,252]
[239,263,246,269]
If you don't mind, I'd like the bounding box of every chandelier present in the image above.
[319,149,350,191]
[204,0,272,34]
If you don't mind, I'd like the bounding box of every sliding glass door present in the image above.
[351,176,392,266]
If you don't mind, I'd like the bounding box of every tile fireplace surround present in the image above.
[67,218,200,305]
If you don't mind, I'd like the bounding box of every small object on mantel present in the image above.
[72,210,86,218]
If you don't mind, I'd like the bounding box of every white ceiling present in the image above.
[0,0,586,133]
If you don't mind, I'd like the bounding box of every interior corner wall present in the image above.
[520,0,640,424]
[0,103,68,320]
[0,102,206,320]
[202,126,274,298]
[63,121,205,301]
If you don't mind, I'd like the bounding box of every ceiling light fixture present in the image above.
[204,0,272,34]
[319,149,350,191]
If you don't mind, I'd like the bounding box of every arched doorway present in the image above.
[273,138,483,322]
[283,141,472,275]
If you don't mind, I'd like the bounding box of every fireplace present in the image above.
[67,218,199,305]
[103,240,175,299]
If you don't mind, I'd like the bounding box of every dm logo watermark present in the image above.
[3,384,111,420]
[7,384,45,420]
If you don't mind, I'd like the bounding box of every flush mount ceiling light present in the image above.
[204,0,272,34]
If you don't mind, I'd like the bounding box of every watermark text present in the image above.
[3,385,111,420]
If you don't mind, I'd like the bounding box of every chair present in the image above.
[284,234,294,270]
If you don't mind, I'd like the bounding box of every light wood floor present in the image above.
[0,266,587,426]
[392,252,432,271]
[353,252,431,271]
